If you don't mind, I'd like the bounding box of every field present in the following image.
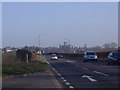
[2,52,49,76]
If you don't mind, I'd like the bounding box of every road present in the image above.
[2,71,62,88]
[45,55,120,88]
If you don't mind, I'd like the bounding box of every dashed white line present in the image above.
[58,73,61,76]
[93,71,109,76]
[52,68,55,71]
[63,79,67,82]
[61,77,64,80]
[66,61,76,63]
[52,68,58,73]
[66,82,70,85]
[69,86,74,88]
[56,72,60,75]
[45,58,73,88]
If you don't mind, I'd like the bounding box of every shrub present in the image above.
[16,49,32,62]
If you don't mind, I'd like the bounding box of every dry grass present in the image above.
[2,52,49,76]
[2,52,46,64]
[2,52,23,64]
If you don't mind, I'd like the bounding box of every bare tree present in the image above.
[93,46,102,52]
[110,42,118,49]
[103,43,111,49]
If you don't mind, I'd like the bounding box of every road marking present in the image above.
[81,67,89,70]
[61,77,64,80]
[93,71,109,76]
[56,72,60,75]
[82,75,97,82]
[69,86,74,88]
[52,68,55,71]
[52,68,57,72]
[66,61,76,63]
[52,67,58,73]
[58,73,61,76]
[47,61,49,64]
[45,57,74,88]
[63,79,67,82]
[66,82,70,85]
[44,58,50,64]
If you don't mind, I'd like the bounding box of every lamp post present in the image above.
[38,34,41,55]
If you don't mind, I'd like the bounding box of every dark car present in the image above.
[57,55,63,58]
[107,52,120,65]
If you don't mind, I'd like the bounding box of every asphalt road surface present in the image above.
[45,55,120,89]
[2,71,62,88]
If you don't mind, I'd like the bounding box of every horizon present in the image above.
[2,41,118,49]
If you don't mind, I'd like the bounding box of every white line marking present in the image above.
[52,68,58,73]
[55,70,58,73]
[58,74,61,76]
[48,63,61,76]
[61,77,64,79]
[56,72,59,75]
[44,58,50,64]
[63,79,67,82]
[66,82,70,85]
[52,68,57,72]
[52,68,55,70]
[46,60,50,64]
[82,75,97,82]
[94,71,109,76]
[69,86,74,88]
[81,67,89,70]
[66,61,76,63]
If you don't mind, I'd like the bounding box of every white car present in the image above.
[83,51,98,62]
[51,54,58,60]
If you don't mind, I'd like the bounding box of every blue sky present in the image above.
[0,2,2,48]
[2,2,118,48]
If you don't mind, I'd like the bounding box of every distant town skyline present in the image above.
[2,2,118,48]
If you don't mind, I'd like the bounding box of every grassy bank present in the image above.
[2,52,49,76]
[3,63,49,76]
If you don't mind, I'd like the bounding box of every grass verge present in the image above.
[2,52,49,76]
[2,63,49,76]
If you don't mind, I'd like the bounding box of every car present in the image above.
[57,55,63,58]
[83,51,98,62]
[107,51,120,65]
[51,54,58,60]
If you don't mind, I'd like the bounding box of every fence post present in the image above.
[26,54,29,63]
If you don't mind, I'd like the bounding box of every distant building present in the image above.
[84,44,87,49]
[59,42,74,53]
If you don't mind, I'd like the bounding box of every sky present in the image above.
[0,2,2,48]
[2,2,118,48]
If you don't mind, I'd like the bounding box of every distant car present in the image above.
[83,51,98,62]
[57,55,63,58]
[107,52,120,65]
[52,54,57,55]
[51,54,58,60]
